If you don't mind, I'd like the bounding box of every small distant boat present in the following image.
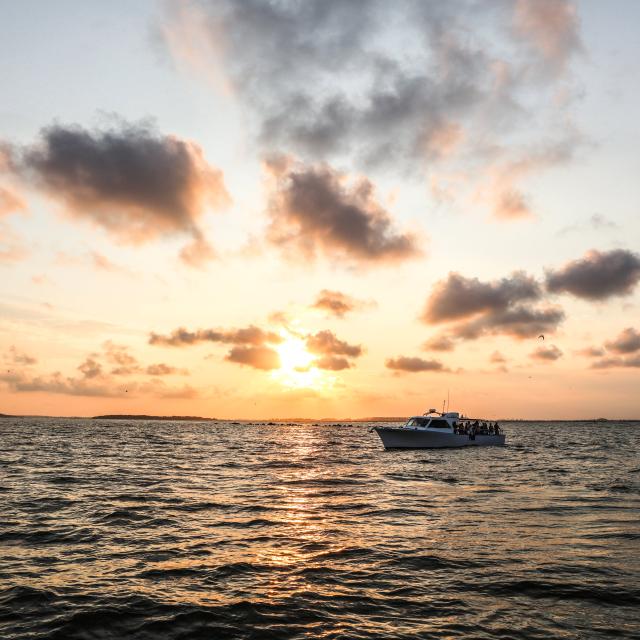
[372,409,506,449]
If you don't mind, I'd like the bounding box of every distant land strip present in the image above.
[1,413,638,422]
[92,414,217,421]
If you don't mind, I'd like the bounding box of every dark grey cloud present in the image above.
[266,158,419,264]
[545,249,640,300]
[529,344,563,362]
[451,305,565,340]
[422,271,541,323]
[149,325,282,347]
[225,345,280,370]
[15,121,229,265]
[385,356,450,373]
[311,289,369,318]
[164,1,579,172]
[421,270,564,343]
[162,1,582,220]
[604,328,640,355]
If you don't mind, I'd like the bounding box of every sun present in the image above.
[277,336,314,372]
[272,334,331,390]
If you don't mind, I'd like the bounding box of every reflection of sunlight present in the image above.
[272,333,334,390]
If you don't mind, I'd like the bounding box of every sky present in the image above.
[1,0,639,419]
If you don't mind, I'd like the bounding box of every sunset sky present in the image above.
[1,0,639,419]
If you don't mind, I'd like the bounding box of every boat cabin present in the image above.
[404,411,459,431]
[402,410,501,437]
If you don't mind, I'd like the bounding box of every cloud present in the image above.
[311,289,369,318]
[490,350,507,364]
[479,138,580,220]
[422,271,541,323]
[90,251,128,274]
[178,236,216,268]
[421,270,565,343]
[15,121,229,265]
[513,0,582,74]
[0,370,119,397]
[529,344,563,362]
[265,157,419,264]
[545,249,640,300]
[103,340,138,367]
[0,147,27,216]
[558,213,618,237]
[149,324,285,371]
[145,363,189,376]
[312,355,351,371]
[422,335,455,352]
[591,356,640,370]
[149,325,282,347]
[225,345,280,370]
[576,346,604,358]
[0,186,26,216]
[451,305,565,341]
[1,347,198,397]
[604,328,640,355]
[385,356,450,373]
[306,330,362,358]
[77,356,102,379]
[161,1,583,218]
[5,345,37,366]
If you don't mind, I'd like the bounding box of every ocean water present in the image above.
[1,418,639,640]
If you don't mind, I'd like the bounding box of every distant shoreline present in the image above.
[1,412,639,423]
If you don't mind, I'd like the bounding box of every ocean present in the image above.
[1,418,638,639]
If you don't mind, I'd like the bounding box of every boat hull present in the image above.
[374,427,505,449]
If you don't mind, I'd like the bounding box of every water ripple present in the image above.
[1,418,639,639]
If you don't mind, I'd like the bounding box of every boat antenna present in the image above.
[446,389,450,413]
[442,399,445,414]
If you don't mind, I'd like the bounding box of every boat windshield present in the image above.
[406,417,429,427]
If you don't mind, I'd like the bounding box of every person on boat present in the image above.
[494,422,500,435]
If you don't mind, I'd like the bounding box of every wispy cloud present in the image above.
[529,344,563,362]
[310,289,372,319]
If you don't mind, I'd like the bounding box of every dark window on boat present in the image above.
[429,419,450,428]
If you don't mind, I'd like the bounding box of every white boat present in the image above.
[373,410,506,449]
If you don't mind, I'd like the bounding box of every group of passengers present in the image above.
[453,420,500,436]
